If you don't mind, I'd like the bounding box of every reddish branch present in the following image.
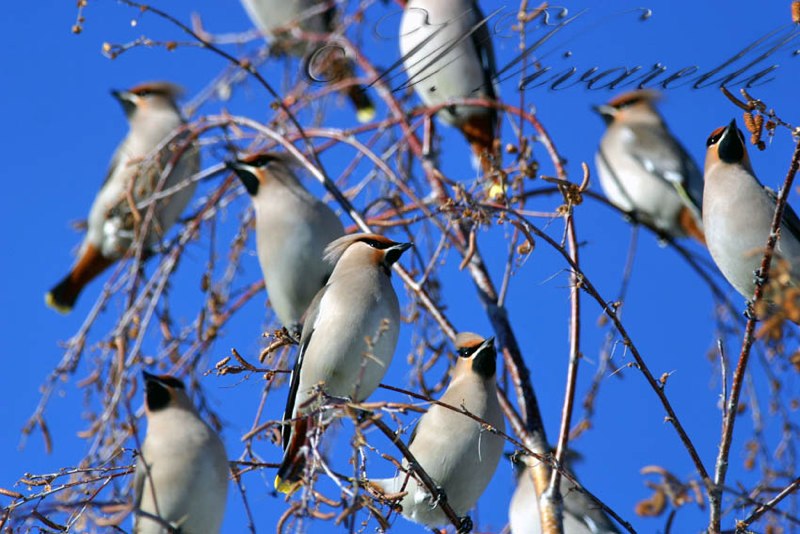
[709,138,800,533]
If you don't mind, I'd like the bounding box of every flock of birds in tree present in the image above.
[43,0,799,532]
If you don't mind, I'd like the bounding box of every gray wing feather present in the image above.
[281,284,327,450]
[627,123,703,213]
[132,456,146,516]
[763,187,800,243]
[469,1,498,122]
[562,484,621,533]
[100,144,125,189]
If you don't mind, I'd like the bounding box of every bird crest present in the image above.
[323,233,397,266]
[128,81,185,99]
[606,89,661,109]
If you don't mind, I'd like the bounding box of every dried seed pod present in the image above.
[754,113,764,133]
[793,1,800,24]
[743,111,756,133]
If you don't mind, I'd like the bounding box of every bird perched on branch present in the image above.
[275,233,412,494]
[226,153,344,334]
[703,119,800,307]
[239,0,375,122]
[399,0,500,181]
[371,332,505,529]
[509,456,620,534]
[593,90,704,243]
[46,82,199,313]
[134,372,228,534]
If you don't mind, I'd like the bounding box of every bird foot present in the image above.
[355,410,369,424]
[744,301,759,321]
[286,325,302,343]
[325,394,352,407]
[457,515,473,533]
[752,268,768,287]
[622,211,639,225]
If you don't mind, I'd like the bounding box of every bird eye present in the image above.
[362,239,383,249]
[250,155,276,168]
[137,89,153,97]
[706,132,723,147]
[457,347,474,358]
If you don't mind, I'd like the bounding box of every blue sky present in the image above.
[2,1,800,532]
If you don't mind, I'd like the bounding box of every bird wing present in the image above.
[763,186,800,243]
[406,418,421,449]
[281,284,327,450]
[627,123,704,217]
[132,454,146,512]
[100,144,125,189]
[562,485,621,533]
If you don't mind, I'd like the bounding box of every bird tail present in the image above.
[274,416,311,495]
[347,85,375,124]
[313,48,375,123]
[45,244,113,313]
[462,115,504,198]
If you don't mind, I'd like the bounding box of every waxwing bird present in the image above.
[509,459,619,534]
[226,153,344,334]
[703,119,800,302]
[593,90,705,242]
[46,82,199,313]
[399,0,499,175]
[239,0,375,122]
[275,233,412,493]
[372,333,505,528]
[134,372,228,533]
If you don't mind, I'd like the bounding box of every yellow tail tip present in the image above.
[356,105,376,124]
[274,476,301,495]
[44,292,72,314]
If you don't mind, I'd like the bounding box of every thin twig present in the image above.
[710,138,800,533]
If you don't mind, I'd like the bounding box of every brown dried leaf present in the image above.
[635,488,666,517]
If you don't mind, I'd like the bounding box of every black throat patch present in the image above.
[472,345,497,379]
[718,129,745,164]
[146,381,171,412]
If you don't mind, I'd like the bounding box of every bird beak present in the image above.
[142,370,158,383]
[480,336,496,351]
[718,119,745,164]
[111,89,137,116]
[110,89,134,102]
[384,241,413,266]
[142,370,167,391]
[226,160,261,196]
[224,159,243,172]
[591,104,615,124]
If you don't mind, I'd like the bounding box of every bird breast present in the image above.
[295,269,400,408]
